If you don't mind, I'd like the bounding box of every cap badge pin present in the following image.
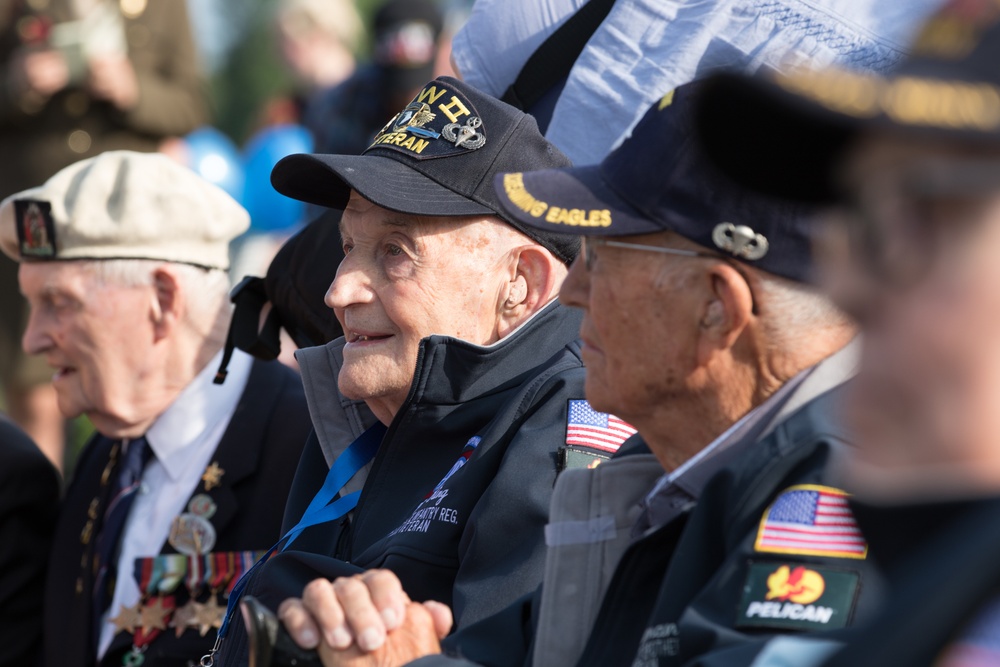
[712,222,769,260]
[443,116,486,149]
[392,102,441,139]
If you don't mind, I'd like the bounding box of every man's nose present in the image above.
[558,255,590,310]
[325,257,374,311]
[21,308,52,356]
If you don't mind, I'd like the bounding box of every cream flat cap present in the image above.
[0,150,250,270]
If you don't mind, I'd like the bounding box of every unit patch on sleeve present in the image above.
[736,561,861,631]
[754,484,868,559]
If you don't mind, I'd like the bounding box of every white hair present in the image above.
[86,259,232,329]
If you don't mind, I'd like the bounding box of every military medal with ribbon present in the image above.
[119,556,179,666]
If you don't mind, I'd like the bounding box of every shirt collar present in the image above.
[145,348,253,481]
[642,361,816,516]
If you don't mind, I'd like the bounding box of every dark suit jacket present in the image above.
[42,359,310,667]
[0,414,59,667]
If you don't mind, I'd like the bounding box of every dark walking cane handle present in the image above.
[242,595,322,667]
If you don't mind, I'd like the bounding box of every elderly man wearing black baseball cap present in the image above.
[210,77,638,666]
[268,82,881,667]
[689,3,1000,666]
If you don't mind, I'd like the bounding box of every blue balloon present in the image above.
[183,127,246,203]
[242,124,314,232]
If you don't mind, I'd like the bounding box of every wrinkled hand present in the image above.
[87,54,138,110]
[8,49,70,98]
[278,570,452,667]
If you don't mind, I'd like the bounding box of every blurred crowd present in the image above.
[3,0,1000,666]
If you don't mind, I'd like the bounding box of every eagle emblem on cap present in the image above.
[392,102,440,139]
[442,116,486,149]
[712,222,769,260]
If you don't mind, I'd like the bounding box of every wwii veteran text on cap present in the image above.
[493,81,819,284]
[0,150,250,271]
[270,76,579,264]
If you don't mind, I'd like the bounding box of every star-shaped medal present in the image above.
[110,603,142,635]
[201,461,224,491]
[170,600,199,638]
[194,596,225,637]
[139,596,172,632]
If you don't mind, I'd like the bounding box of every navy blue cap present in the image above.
[494,81,819,284]
[270,76,578,264]
[694,1,1000,204]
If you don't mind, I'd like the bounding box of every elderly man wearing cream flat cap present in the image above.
[0,150,311,667]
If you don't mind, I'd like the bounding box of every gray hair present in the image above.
[86,259,232,330]
[754,270,852,345]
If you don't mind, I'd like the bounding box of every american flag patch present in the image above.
[565,400,637,453]
[754,485,868,559]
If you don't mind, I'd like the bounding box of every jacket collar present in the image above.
[296,300,582,466]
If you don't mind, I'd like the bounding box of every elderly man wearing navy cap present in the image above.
[268,81,882,667]
[209,76,623,666]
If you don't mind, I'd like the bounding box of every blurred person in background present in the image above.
[304,0,444,157]
[260,0,364,128]
[0,0,207,473]
[0,151,309,667]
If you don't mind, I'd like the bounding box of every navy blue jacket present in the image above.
[218,302,587,666]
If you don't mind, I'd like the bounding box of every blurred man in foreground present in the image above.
[0,151,310,667]
[692,2,1000,666]
[272,83,875,667]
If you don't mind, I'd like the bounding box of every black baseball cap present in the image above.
[693,1,1000,204]
[493,81,819,284]
[271,76,578,264]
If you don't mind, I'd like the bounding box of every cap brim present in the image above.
[494,165,667,238]
[271,153,494,217]
[695,72,860,205]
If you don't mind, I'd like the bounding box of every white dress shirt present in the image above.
[97,348,253,658]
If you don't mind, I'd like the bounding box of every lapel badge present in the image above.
[712,222,769,260]
[201,461,224,491]
[188,493,217,520]
[443,116,486,149]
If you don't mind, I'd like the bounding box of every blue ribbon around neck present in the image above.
[216,422,386,640]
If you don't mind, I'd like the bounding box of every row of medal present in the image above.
[111,550,266,665]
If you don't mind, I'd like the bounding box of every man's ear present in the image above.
[496,245,566,339]
[150,266,182,341]
[695,262,754,366]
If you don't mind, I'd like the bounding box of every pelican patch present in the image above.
[367,82,487,160]
[737,562,860,631]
